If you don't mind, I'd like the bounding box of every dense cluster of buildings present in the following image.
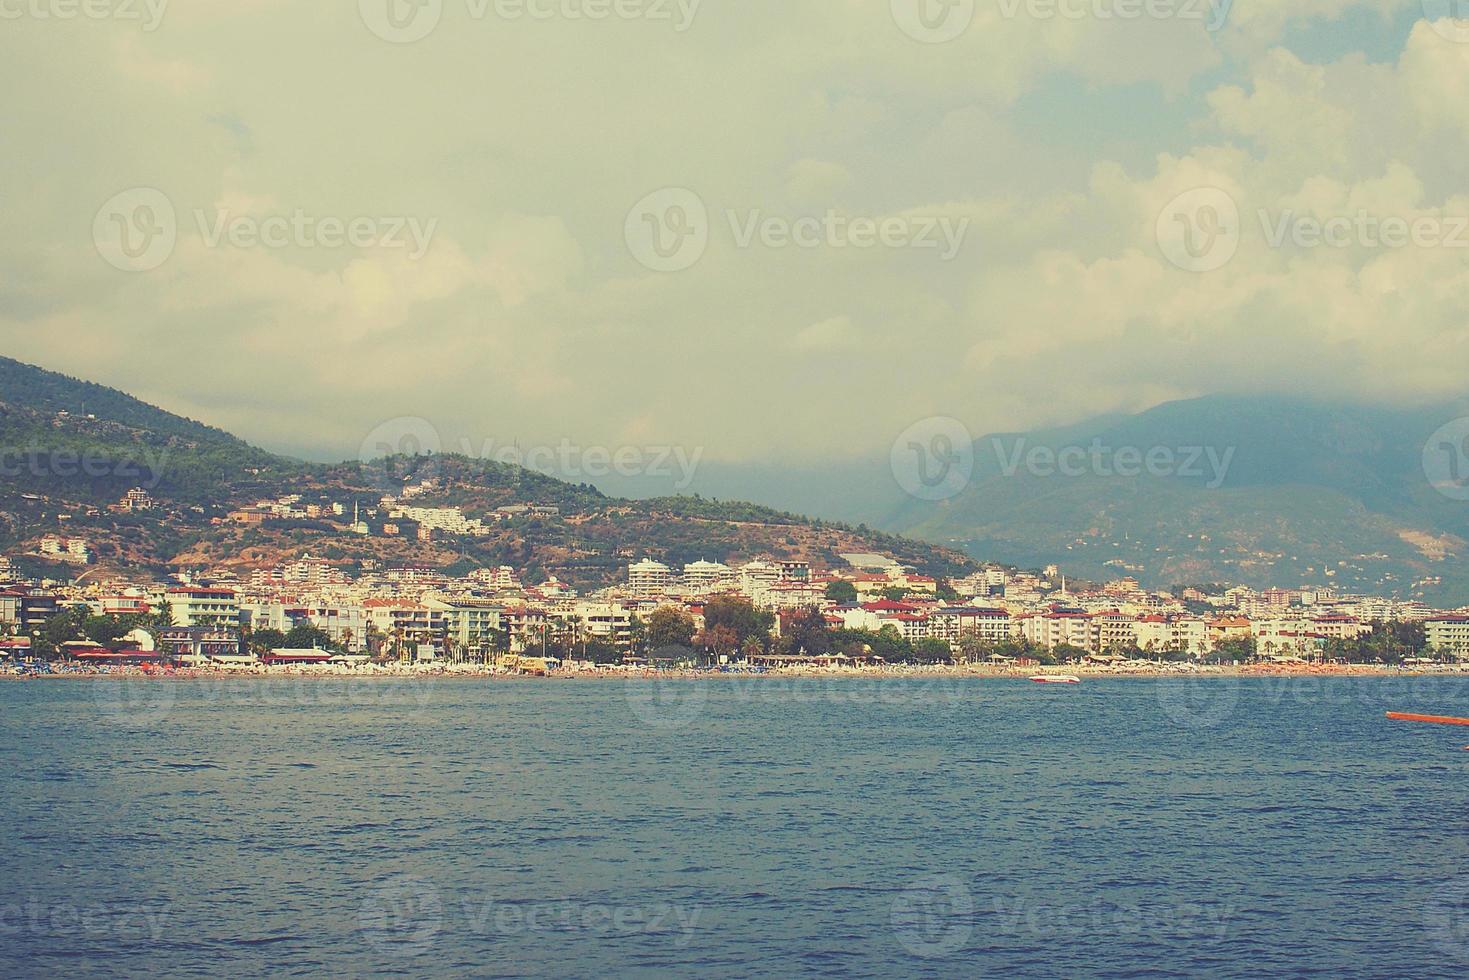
[3,542,1469,665]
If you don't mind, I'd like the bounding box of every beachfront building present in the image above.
[1134,616,1208,658]
[1090,612,1139,654]
[930,606,1013,650]
[422,597,507,659]
[0,587,59,630]
[1425,615,1469,660]
[166,587,241,629]
[1018,608,1093,651]
[159,626,243,663]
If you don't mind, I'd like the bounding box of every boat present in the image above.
[1030,674,1081,684]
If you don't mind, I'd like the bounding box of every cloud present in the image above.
[0,3,1461,465]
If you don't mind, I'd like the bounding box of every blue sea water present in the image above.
[2,674,1467,978]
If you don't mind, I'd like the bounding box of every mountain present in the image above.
[878,395,1469,604]
[0,357,976,587]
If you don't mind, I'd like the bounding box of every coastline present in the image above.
[5,663,1467,681]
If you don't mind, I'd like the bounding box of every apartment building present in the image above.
[166,587,241,629]
[628,559,674,596]
[1426,615,1469,659]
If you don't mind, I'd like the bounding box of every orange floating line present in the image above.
[1386,711,1469,727]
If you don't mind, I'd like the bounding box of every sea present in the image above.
[3,674,1467,978]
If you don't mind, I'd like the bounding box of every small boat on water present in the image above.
[1030,674,1081,685]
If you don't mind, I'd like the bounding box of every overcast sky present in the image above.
[1,1,1466,465]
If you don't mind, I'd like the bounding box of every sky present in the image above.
[1,1,1467,469]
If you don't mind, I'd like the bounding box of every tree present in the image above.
[956,631,991,664]
[868,624,913,663]
[646,607,696,651]
[779,607,831,655]
[912,637,953,664]
[825,581,858,605]
[702,596,774,654]
[248,628,289,655]
[1051,643,1087,665]
[284,624,335,651]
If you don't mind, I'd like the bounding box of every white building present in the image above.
[682,560,733,593]
[166,587,241,629]
[1426,615,1469,660]
[628,559,674,596]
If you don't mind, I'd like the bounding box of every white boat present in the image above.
[1030,674,1081,684]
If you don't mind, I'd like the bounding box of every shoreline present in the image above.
[4,663,1467,681]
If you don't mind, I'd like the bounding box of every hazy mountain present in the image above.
[604,395,1469,603]
[679,395,1469,604]
[0,357,976,586]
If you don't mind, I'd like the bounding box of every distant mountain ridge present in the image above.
[886,394,1469,604]
[0,356,976,586]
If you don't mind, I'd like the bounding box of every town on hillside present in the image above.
[3,489,1468,672]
